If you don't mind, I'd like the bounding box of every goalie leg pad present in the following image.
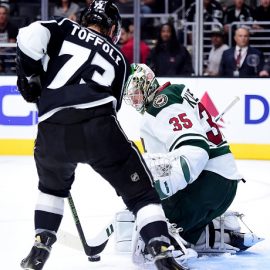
[115,210,135,252]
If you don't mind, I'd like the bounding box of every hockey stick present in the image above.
[64,192,115,261]
[215,96,240,122]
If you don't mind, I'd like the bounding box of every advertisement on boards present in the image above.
[1,76,270,158]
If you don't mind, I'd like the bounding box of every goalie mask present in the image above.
[124,64,160,113]
[80,0,121,44]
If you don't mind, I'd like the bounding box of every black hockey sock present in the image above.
[35,210,63,232]
[140,220,170,246]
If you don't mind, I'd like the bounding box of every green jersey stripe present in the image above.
[209,145,231,159]
[169,133,209,151]
[173,139,210,154]
[180,156,191,183]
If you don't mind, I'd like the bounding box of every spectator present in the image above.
[147,22,194,77]
[252,0,270,55]
[185,0,224,45]
[0,5,16,42]
[142,0,156,13]
[204,27,229,76]
[259,56,270,76]
[79,0,94,8]
[53,0,80,21]
[0,0,18,16]
[219,27,265,77]
[253,0,270,29]
[115,0,156,33]
[218,0,230,11]
[224,0,254,34]
[185,0,224,27]
[0,0,9,9]
[115,0,155,14]
[119,21,150,64]
[168,0,182,13]
[0,4,18,73]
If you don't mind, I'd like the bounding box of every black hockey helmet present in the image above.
[80,0,121,44]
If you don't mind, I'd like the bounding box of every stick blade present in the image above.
[57,230,110,256]
[58,230,83,251]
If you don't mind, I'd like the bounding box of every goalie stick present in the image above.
[63,192,114,261]
[215,96,240,122]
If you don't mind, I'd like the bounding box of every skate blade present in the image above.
[244,233,264,247]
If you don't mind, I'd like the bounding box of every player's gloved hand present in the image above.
[16,56,41,103]
[17,74,41,103]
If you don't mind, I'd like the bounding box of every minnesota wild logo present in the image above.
[153,94,168,108]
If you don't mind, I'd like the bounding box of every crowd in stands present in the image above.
[0,0,269,77]
[119,20,151,64]
[146,21,194,76]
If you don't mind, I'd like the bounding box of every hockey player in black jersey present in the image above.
[17,1,186,269]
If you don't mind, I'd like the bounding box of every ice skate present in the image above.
[229,231,264,251]
[146,238,189,270]
[21,231,56,270]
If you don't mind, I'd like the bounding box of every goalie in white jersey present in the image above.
[123,63,263,259]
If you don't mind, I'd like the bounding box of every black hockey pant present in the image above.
[34,104,160,214]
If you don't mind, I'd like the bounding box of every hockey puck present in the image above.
[88,255,101,262]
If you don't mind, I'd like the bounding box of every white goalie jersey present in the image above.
[141,83,242,197]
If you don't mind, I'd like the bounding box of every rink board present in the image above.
[1,139,270,160]
[1,76,270,160]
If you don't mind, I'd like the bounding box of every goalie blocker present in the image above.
[115,209,264,264]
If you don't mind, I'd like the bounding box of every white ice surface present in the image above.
[0,156,269,269]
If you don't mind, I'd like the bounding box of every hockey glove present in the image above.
[143,153,189,199]
[16,55,41,103]
[17,74,41,103]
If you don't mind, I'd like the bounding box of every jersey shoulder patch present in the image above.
[147,84,186,117]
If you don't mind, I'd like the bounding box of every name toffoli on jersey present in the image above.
[71,24,122,65]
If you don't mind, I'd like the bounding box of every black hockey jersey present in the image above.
[17,17,129,122]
